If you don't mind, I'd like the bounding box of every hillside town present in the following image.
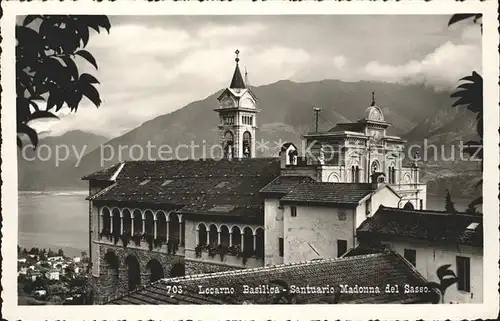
[17,246,90,305]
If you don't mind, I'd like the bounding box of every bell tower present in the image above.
[216,50,259,159]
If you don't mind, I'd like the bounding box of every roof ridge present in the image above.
[163,252,387,283]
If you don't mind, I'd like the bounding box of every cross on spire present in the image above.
[235,49,240,63]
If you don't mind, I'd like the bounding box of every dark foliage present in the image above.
[426,264,458,303]
[16,15,110,149]
[444,190,457,214]
[448,14,484,212]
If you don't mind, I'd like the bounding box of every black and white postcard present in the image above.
[2,1,499,320]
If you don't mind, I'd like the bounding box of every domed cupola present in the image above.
[365,92,384,122]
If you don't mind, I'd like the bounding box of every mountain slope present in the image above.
[17,79,479,196]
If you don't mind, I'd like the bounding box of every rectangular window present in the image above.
[278,238,284,257]
[404,248,417,267]
[456,256,471,292]
[290,206,297,217]
[337,240,347,257]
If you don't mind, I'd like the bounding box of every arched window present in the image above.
[125,255,141,291]
[157,211,167,240]
[351,166,356,183]
[146,259,164,283]
[243,131,252,158]
[231,226,241,247]
[208,224,218,245]
[169,213,180,244]
[255,228,265,259]
[224,131,234,159]
[403,201,414,210]
[101,208,111,235]
[355,166,360,183]
[122,209,132,236]
[198,224,207,245]
[220,225,230,247]
[132,210,142,235]
[391,167,396,184]
[111,208,121,236]
[144,210,154,236]
[243,227,254,254]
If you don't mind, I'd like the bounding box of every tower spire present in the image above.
[244,67,249,88]
[371,91,376,106]
[230,49,245,89]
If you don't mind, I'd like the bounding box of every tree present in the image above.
[448,14,483,212]
[57,249,65,257]
[426,264,458,303]
[444,190,457,214]
[16,15,110,149]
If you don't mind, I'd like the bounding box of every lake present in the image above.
[18,191,473,257]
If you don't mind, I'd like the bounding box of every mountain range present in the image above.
[17,79,481,198]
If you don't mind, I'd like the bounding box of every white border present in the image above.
[2,1,499,320]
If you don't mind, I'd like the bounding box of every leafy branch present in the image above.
[16,15,111,149]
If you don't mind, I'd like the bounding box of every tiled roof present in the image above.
[280,182,374,207]
[85,158,281,222]
[328,123,364,133]
[82,162,123,181]
[357,206,483,247]
[106,251,435,305]
[260,176,315,195]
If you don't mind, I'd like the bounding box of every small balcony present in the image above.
[97,229,185,256]
[185,243,264,268]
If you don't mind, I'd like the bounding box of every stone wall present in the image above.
[93,243,184,304]
[185,259,243,275]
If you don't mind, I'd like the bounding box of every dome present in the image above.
[365,105,384,122]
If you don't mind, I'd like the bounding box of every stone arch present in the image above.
[208,224,218,245]
[146,259,164,283]
[169,263,185,278]
[243,227,254,253]
[122,208,132,236]
[220,225,230,247]
[111,208,121,235]
[403,173,412,184]
[197,223,207,245]
[124,255,141,291]
[255,228,264,258]
[243,131,252,158]
[231,226,241,247]
[327,173,340,183]
[132,209,142,235]
[101,207,111,233]
[403,201,415,210]
[144,210,154,236]
[103,250,119,275]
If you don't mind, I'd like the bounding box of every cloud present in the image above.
[29,16,481,138]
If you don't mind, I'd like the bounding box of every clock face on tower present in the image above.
[221,98,234,108]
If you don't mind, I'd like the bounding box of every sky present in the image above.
[27,15,482,139]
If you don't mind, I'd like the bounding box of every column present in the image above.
[110,214,113,234]
[241,233,245,251]
[142,218,145,234]
[99,213,103,232]
[217,231,221,245]
[229,232,233,247]
[178,218,183,245]
[131,215,134,235]
[153,219,157,239]
[253,233,256,252]
[120,215,124,234]
[166,221,170,240]
[195,227,199,245]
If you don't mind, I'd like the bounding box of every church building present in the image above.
[83,51,426,303]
